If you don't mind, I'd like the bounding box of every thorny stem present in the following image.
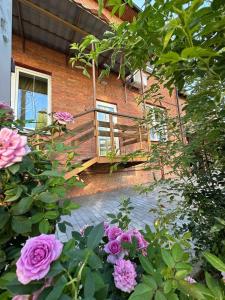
[66,253,90,300]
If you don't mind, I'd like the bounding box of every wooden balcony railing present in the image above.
[59,108,151,160]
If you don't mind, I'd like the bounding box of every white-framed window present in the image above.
[145,104,168,141]
[96,100,120,156]
[11,66,51,130]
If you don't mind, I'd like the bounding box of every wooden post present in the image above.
[92,43,98,156]
[138,125,143,149]
[140,69,151,151]
[94,111,99,157]
[109,114,115,152]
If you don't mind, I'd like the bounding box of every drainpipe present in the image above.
[0,0,12,104]
[175,88,185,144]
[91,43,96,108]
[92,43,98,156]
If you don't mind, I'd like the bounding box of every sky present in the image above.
[133,0,145,9]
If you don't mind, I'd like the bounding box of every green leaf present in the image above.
[161,249,175,268]
[157,52,181,64]
[6,278,42,294]
[129,283,154,300]
[175,262,192,271]
[178,281,212,300]
[172,243,183,262]
[0,208,10,230]
[119,4,125,17]
[11,216,32,233]
[46,275,67,300]
[204,252,225,272]
[84,269,95,298]
[11,197,33,215]
[30,212,44,224]
[38,192,58,204]
[205,271,223,300]
[164,280,173,294]
[88,251,103,269]
[98,0,103,16]
[39,219,50,233]
[0,272,16,289]
[181,47,219,59]
[45,211,59,220]
[5,186,23,202]
[142,275,157,290]
[40,170,62,177]
[139,255,154,274]
[8,163,20,174]
[87,223,104,249]
[82,68,90,78]
[155,290,167,300]
[163,28,175,50]
[47,261,64,277]
[175,269,189,279]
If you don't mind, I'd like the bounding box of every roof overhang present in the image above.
[12,0,121,72]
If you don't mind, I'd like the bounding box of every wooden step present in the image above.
[65,157,98,179]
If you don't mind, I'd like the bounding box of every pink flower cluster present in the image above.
[0,128,29,169]
[104,224,148,264]
[16,234,63,284]
[104,224,148,293]
[0,102,14,123]
[53,112,74,125]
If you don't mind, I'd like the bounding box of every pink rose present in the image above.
[16,234,63,284]
[0,128,29,169]
[129,229,149,250]
[117,232,132,244]
[104,240,121,255]
[53,112,74,124]
[107,226,123,241]
[113,259,137,293]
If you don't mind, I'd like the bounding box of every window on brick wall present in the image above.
[11,67,51,130]
[145,104,168,141]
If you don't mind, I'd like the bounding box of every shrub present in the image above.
[0,104,80,277]
[1,221,224,299]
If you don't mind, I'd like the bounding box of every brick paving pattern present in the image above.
[57,186,179,241]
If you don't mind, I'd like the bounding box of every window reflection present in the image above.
[17,72,48,129]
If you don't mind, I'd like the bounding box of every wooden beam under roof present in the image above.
[16,0,26,51]
[17,0,89,36]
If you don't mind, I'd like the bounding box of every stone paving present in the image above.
[57,185,180,241]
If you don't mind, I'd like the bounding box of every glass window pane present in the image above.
[17,72,48,129]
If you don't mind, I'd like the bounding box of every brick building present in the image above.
[11,0,184,197]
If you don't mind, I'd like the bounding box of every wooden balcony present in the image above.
[55,108,151,178]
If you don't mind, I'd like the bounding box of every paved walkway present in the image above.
[58,185,180,241]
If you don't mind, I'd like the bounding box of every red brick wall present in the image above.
[12,35,181,197]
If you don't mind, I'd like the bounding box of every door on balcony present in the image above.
[96,101,120,156]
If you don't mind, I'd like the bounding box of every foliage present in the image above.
[70,0,225,258]
[1,219,224,299]
[0,108,80,277]
[107,196,134,230]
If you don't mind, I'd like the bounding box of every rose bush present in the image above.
[0,103,81,298]
[1,221,224,300]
